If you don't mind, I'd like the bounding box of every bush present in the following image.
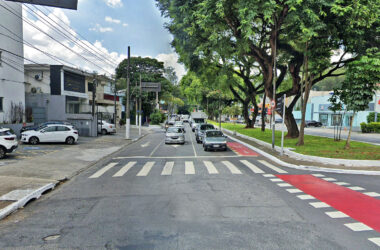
[150,112,162,125]
[367,112,376,123]
[360,122,380,133]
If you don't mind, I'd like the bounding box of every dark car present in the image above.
[196,124,215,143]
[305,120,322,127]
[20,121,75,134]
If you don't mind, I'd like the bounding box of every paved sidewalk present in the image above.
[0,126,150,220]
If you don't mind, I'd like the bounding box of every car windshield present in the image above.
[193,118,204,123]
[167,127,183,133]
[206,131,223,137]
[0,130,13,136]
[200,124,214,130]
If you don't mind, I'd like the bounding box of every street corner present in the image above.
[227,142,260,156]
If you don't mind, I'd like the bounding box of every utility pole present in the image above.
[125,46,131,139]
[135,81,138,126]
[114,80,117,128]
[271,17,277,150]
[139,74,142,136]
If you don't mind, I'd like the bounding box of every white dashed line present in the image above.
[286,188,302,193]
[344,222,373,232]
[240,160,265,173]
[277,183,292,187]
[325,211,349,218]
[89,162,118,178]
[222,161,242,174]
[363,192,380,197]
[203,161,219,174]
[161,161,174,176]
[258,160,287,173]
[309,202,330,208]
[348,186,366,191]
[297,195,315,200]
[270,178,283,182]
[322,178,337,181]
[113,162,136,177]
[312,174,325,177]
[263,174,275,177]
[334,182,350,186]
[185,161,195,175]
[137,161,155,176]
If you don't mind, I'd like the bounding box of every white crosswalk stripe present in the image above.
[203,161,219,174]
[161,161,174,176]
[89,162,118,178]
[113,161,136,177]
[222,161,242,174]
[137,161,155,176]
[185,161,195,175]
[240,160,265,173]
[258,160,287,173]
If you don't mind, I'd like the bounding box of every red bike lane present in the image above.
[227,142,259,156]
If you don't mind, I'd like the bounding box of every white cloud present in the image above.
[122,23,128,27]
[90,24,113,33]
[105,0,123,8]
[155,53,187,80]
[23,7,125,76]
[105,16,121,24]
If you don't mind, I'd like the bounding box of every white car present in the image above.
[174,121,185,130]
[0,128,18,159]
[21,124,79,145]
[98,120,116,135]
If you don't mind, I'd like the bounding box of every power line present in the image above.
[0,46,44,65]
[0,2,114,75]
[1,59,25,74]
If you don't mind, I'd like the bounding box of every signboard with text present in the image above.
[141,82,161,92]
[5,0,78,10]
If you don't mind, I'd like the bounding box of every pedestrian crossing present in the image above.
[88,159,287,179]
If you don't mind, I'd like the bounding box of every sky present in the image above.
[22,0,186,79]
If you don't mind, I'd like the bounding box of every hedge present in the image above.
[360,122,380,133]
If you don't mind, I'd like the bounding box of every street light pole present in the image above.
[114,80,117,128]
[271,17,277,150]
[125,46,131,139]
[139,74,142,136]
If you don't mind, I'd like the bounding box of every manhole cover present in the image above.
[43,234,60,241]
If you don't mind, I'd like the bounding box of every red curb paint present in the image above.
[227,142,259,156]
[277,175,380,233]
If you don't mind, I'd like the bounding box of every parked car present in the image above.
[305,120,323,127]
[275,118,283,124]
[0,128,18,159]
[196,123,215,143]
[203,130,227,151]
[98,120,116,135]
[21,124,79,145]
[20,121,75,134]
[165,126,185,144]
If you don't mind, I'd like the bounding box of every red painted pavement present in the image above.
[277,175,380,233]
[227,142,259,156]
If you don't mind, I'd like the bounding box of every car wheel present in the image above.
[101,129,107,135]
[0,147,5,159]
[204,147,207,151]
[29,136,39,145]
[66,136,75,145]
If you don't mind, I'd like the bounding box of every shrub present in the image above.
[360,122,380,133]
[150,112,162,125]
[367,112,375,123]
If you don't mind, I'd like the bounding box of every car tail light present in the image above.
[73,131,78,134]
[4,137,15,140]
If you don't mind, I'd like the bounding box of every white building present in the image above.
[0,2,25,124]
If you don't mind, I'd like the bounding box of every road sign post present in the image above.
[280,94,286,156]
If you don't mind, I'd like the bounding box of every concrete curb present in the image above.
[222,129,380,176]
[221,128,380,167]
[0,183,55,220]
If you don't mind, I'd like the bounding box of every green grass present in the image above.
[209,121,380,160]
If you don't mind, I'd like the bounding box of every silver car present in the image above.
[203,130,227,151]
[165,127,185,144]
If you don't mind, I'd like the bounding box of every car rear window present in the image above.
[200,124,214,130]
[0,130,13,136]
[167,127,183,133]
[206,131,223,137]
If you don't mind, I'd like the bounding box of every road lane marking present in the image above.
[322,178,337,181]
[363,192,380,197]
[188,128,197,157]
[334,182,350,186]
[222,161,242,174]
[263,174,275,177]
[277,183,292,187]
[203,161,218,174]
[270,178,283,182]
[149,140,163,157]
[89,162,118,178]
[312,174,325,177]
[309,202,330,208]
[258,160,287,173]
[137,161,155,176]
[348,186,366,191]
[185,161,195,175]
[240,160,265,173]
[161,161,174,176]
[344,222,373,231]
[113,161,136,177]
[114,155,249,159]
[368,238,380,247]
[297,195,315,200]
[141,142,150,148]
[325,211,349,218]
[286,188,302,193]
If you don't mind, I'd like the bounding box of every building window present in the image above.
[88,82,94,92]
[0,97,3,111]
[66,96,80,114]
[319,114,328,126]
[332,114,342,126]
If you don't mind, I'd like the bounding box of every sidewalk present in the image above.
[0,126,150,220]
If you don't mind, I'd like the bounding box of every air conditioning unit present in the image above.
[34,73,43,81]
[30,87,42,94]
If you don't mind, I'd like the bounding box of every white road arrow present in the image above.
[141,142,150,148]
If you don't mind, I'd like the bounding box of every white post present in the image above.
[139,74,142,137]
[281,94,286,156]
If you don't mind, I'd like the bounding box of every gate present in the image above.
[32,107,46,125]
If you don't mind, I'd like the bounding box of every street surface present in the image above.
[0,124,379,249]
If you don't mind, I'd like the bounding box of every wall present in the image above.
[0,2,25,123]
[24,68,51,94]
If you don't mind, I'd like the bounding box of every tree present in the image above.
[329,49,380,149]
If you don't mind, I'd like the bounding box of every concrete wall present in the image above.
[24,68,51,94]
[0,2,25,123]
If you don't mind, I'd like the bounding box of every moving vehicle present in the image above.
[181,114,190,122]
[98,120,116,135]
[191,112,208,132]
[21,124,79,145]
[174,121,185,131]
[0,128,18,159]
[203,130,227,151]
[196,123,215,143]
[165,126,185,144]
[305,120,323,127]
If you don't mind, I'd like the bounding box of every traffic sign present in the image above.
[5,0,78,9]
[271,100,275,107]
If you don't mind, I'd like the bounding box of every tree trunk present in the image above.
[261,92,266,132]
[284,107,300,138]
[297,41,308,146]
[345,114,354,149]
[242,102,253,128]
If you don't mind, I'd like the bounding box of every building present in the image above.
[0,2,25,124]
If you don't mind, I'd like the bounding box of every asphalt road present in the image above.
[0,124,379,249]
